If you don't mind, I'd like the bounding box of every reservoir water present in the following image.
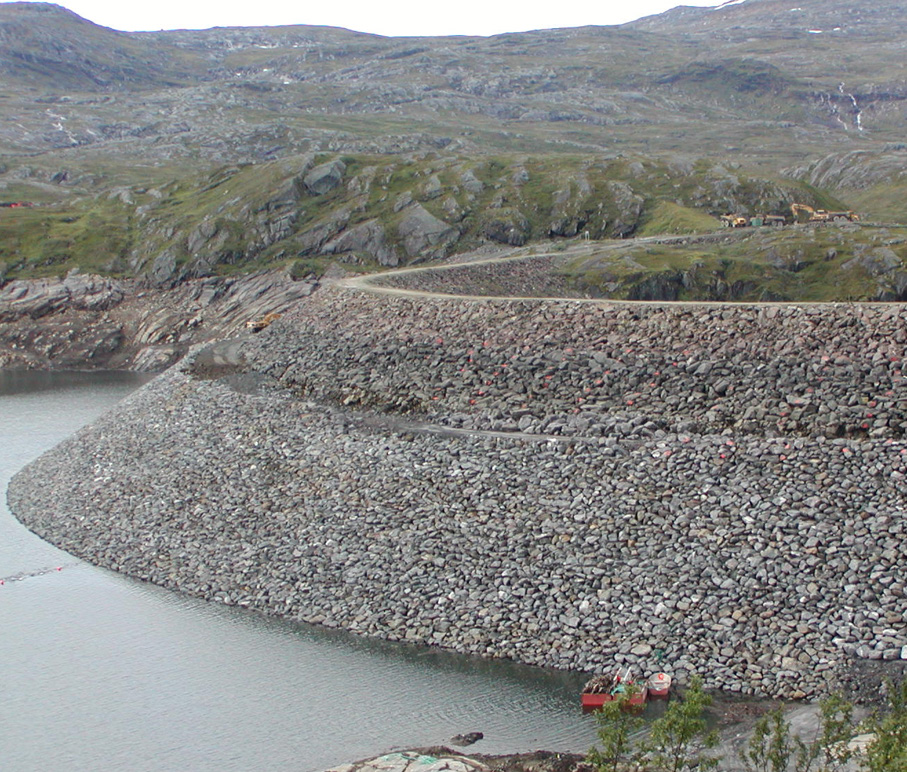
[0,371,598,771]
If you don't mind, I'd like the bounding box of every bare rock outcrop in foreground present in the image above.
[0,269,316,370]
[8,274,907,701]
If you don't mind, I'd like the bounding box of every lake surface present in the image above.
[0,371,599,772]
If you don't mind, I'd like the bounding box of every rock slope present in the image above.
[0,269,316,369]
[8,269,907,701]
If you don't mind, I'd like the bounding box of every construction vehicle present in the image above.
[721,212,786,227]
[246,312,281,332]
[720,213,749,228]
[748,214,786,227]
[790,203,860,223]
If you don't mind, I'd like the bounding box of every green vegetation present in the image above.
[588,677,720,772]
[0,200,135,278]
[646,678,720,772]
[1,149,845,285]
[1,148,896,305]
[589,680,907,772]
[638,202,722,236]
[862,679,907,772]
[741,708,796,772]
[558,226,907,302]
[739,700,855,772]
[739,685,907,772]
[588,688,647,772]
[796,694,856,772]
[849,181,907,225]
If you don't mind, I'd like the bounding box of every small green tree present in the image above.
[863,678,907,772]
[645,676,721,772]
[740,708,794,772]
[793,694,855,772]
[587,687,647,772]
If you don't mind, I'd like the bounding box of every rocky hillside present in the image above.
[3,0,906,159]
[0,154,840,287]
[0,268,317,370]
[555,226,907,302]
[0,3,195,90]
[0,0,905,299]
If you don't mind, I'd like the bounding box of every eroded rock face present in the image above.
[149,250,179,288]
[548,174,593,238]
[0,270,317,370]
[605,181,644,238]
[481,212,529,246]
[294,208,355,256]
[322,219,399,266]
[0,272,125,321]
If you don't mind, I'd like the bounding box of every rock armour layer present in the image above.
[8,282,907,700]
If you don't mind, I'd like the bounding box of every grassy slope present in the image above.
[849,181,907,224]
[559,225,907,301]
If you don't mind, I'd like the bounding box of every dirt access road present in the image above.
[338,233,905,308]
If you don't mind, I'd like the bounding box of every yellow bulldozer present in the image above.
[246,312,281,332]
[790,203,860,223]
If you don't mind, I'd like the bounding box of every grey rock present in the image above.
[323,219,399,266]
[397,204,457,257]
[304,159,346,196]
[149,250,178,287]
[460,169,484,196]
[423,175,442,199]
[450,731,484,746]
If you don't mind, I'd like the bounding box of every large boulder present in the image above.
[480,209,530,245]
[149,249,178,287]
[323,219,399,266]
[295,208,354,256]
[303,159,346,196]
[397,203,458,257]
[459,168,485,196]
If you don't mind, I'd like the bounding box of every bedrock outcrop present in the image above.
[0,269,317,370]
[8,276,907,701]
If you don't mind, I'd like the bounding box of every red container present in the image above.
[582,685,647,712]
[581,692,616,712]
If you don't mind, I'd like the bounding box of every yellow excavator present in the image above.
[790,203,860,223]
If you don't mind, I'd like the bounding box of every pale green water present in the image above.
[0,371,598,772]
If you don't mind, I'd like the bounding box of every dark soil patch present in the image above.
[838,659,907,705]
